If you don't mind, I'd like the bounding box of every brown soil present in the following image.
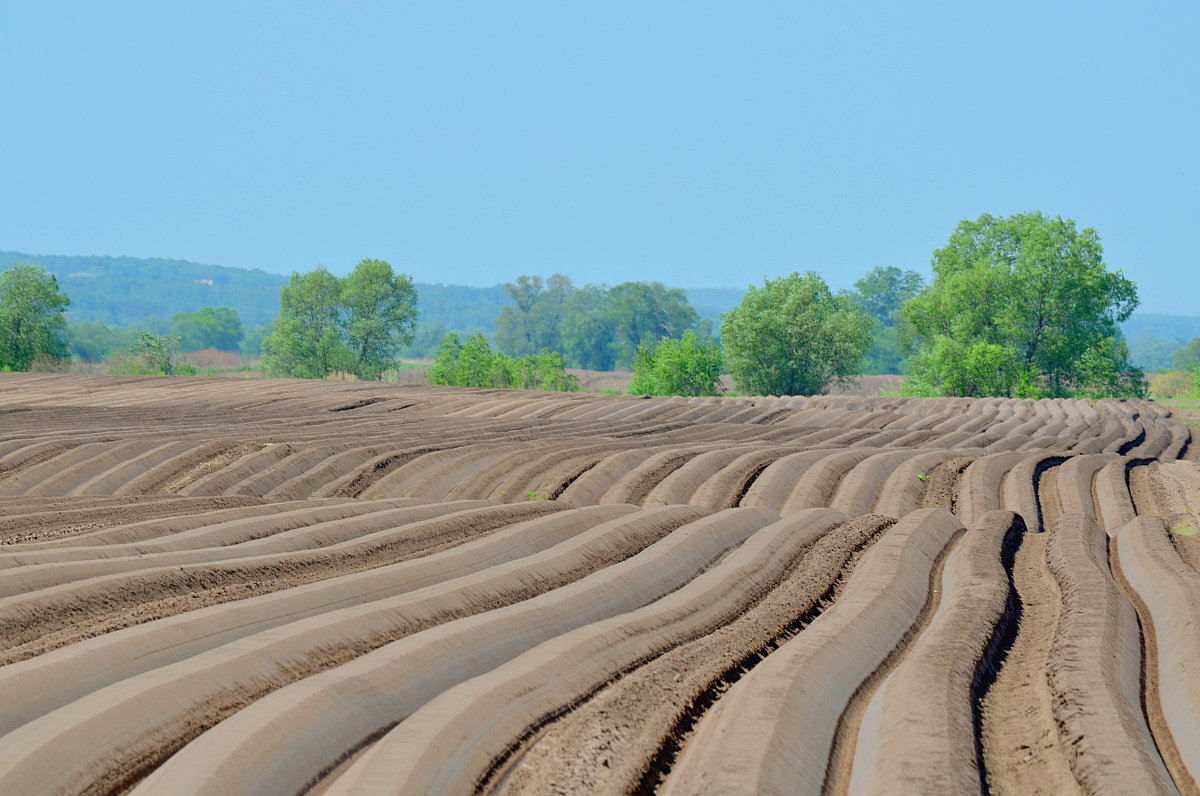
[978,530,1080,796]
[0,373,1192,795]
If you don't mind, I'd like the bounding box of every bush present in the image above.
[108,330,194,376]
[629,331,723,396]
[427,332,579,392]
[1149,369,1196,400]
[721,272,871,396]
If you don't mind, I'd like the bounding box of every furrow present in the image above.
[659,508,964,796]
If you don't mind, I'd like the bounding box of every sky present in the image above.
[2,2,1197,312]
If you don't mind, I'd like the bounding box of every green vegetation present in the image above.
[493,274,574,357]
[629,331,723,396]
[0,264,71,371]
[721,271,872,396]
[262,259,418,380]
[1,251,284,327]
[1174,337,1200,370]
[171,306,243,352]
[67,321,136,363]
[901,212,1145,399]
[427,332,580,391]
[107,330,196,376]
[492,275,704,371]
[841,266,924,375]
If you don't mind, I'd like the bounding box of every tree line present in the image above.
[2,211,1188,399]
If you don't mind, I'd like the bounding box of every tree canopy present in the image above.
[0,264,71,371]
[493,274,574,357]
[1173,337,1200,371]
[171,306,243,352]
[262,259,417,380]
[494,276,702,371]
[721,271,872,396]
[901,211,1143,398]
[842,266,924,374]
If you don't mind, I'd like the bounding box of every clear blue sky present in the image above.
[3,2,1196,312]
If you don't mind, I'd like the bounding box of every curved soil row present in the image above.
[1112,516,1200,792]
[321,509,851,795]
[483,514,893,796]
[846,510,1023,794]
[1045,514,1175,793]
[660,508,963,796]
[125,508,775,796]
[0,502,565,662]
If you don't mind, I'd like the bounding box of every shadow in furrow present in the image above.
[970,514,1026,795]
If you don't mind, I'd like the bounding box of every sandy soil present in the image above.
[0,373,1194,795]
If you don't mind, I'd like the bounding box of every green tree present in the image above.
[1173,337,1200,370]
[556,281,700,370]
[560,284,618,370]
[263,266,351,378]
[240,323,273,358]
[262,259,417,379]
[0,264,71,371]
[68,321,136,363]
[341,259,419,380]
[629,331,723,396]
[171,306,244,351]
[493,274,573,357]
[843,266,925,374]
[721,271,872,396]
[902,212,1143,397]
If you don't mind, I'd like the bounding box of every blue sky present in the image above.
[3,2,1196,312]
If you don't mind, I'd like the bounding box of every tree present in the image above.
[842,266,924,374]
[341,259,419,380]
[721,272,872,396]
[262,259,417,379]
[902,212,1144,397]
[560,284,618,370]
[171,306,243,352]
[629,331,723,396]
[556,281,699,370]
[1174,337,1200,370]
[0,264,71,371]
[68,321,135,363]
[493,274,573,357]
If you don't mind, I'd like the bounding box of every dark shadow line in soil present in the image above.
[970,513,1026,796]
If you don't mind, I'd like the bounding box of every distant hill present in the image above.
[0,251,508,333]
[1,251,286,328]
[5,252,1194,362]
[1,251,745,336]
[1119,312,1200,343]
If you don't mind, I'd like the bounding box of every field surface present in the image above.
[0,373,1198,795]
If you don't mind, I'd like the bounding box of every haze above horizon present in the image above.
[3,2,1196,313]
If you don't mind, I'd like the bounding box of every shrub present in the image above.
[427,332,578,391]
[628,331,723,396]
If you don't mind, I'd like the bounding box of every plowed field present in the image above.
[1,373,1198,795]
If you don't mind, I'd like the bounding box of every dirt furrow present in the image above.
[1043,514,1175,793]
[846,510,1023,794]
[121,508,770,796]
[321,508,850,795]
[659,508,964,796]
[0,502,565,662]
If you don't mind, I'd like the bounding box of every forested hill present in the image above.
[3,252,1195,359]
[0,251,510,332]
[0,251,736,335]
[1,251,285,327]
